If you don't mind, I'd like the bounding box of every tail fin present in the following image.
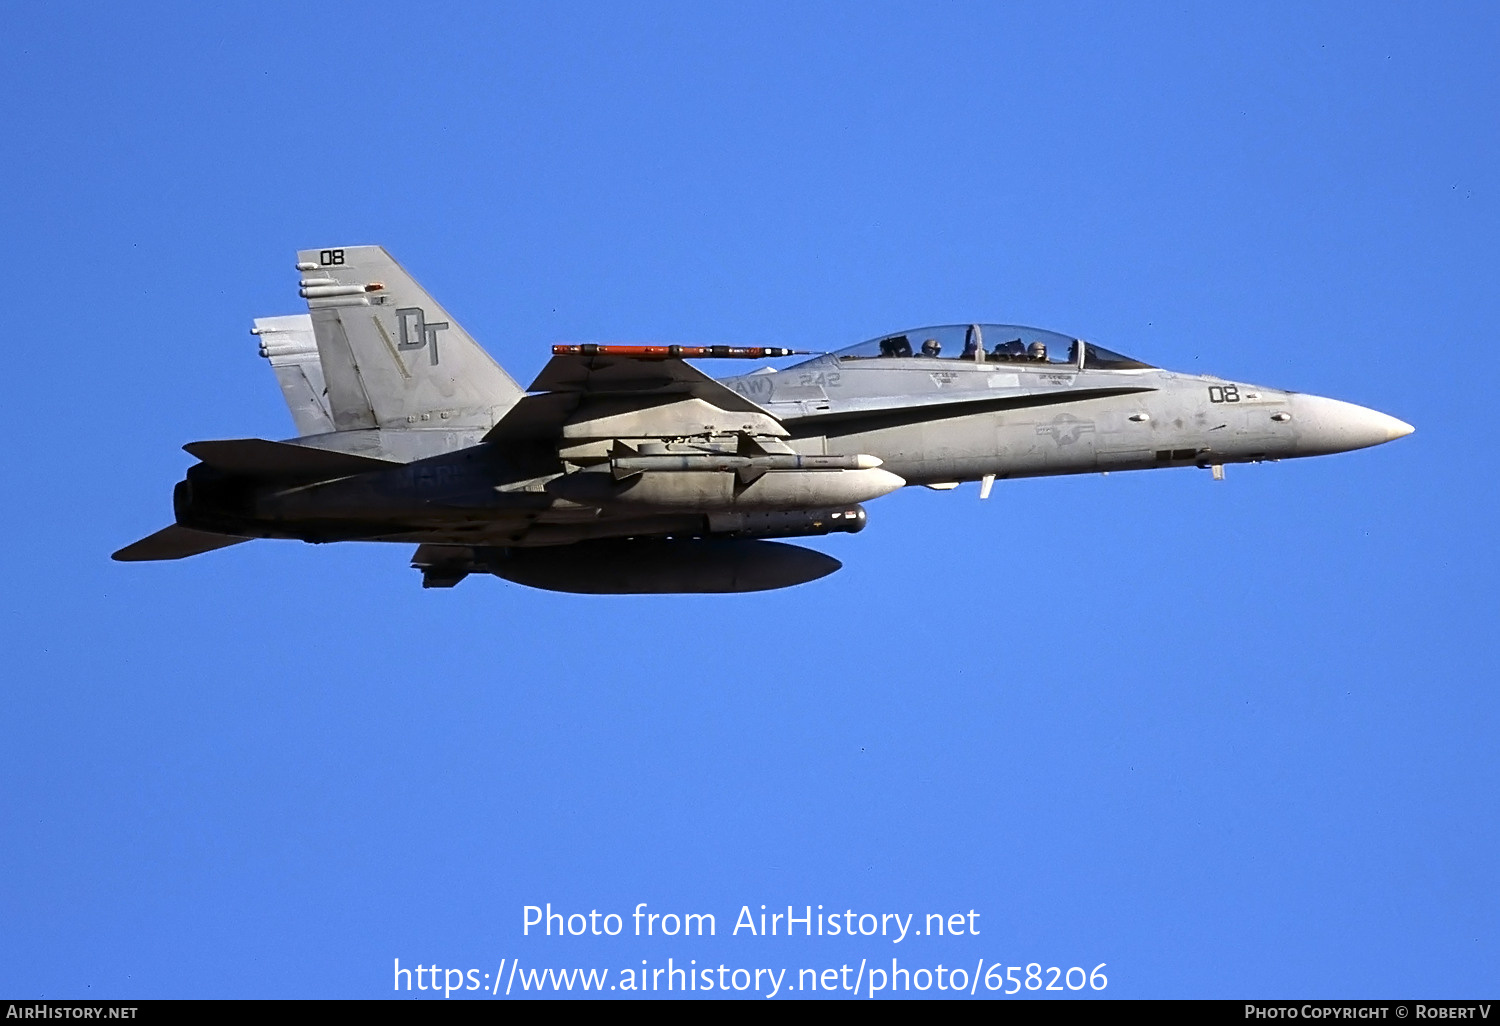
[251,314,335,436]
[295,246,524,432]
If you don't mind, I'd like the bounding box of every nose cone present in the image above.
[1289,394,1415,456]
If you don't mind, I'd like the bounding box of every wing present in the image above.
[484,350,789,445]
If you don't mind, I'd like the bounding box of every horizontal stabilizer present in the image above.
[112,525,251,562]
[183,438,399,478]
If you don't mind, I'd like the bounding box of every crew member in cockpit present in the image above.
[1028,341,1048,362]
[920,338,942,357]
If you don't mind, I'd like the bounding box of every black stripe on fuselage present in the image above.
[779,386,1157,438]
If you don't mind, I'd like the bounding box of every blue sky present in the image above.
[2,2,1495,999]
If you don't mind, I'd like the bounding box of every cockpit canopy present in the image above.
[810,323,1154,370]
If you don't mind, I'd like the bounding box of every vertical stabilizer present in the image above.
[251,314,334,437]
[294,246,524,432]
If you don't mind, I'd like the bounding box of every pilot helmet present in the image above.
[1028,341,1047,361]
[921,338,941,356]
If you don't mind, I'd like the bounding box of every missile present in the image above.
[547,465,905,511]
[611,453,882,478]
[552,344,814,359]
[707,505,868,539]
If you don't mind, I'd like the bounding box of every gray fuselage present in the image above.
[723,351,1406,485]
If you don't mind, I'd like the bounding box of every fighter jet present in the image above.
[113,246,1414,593]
